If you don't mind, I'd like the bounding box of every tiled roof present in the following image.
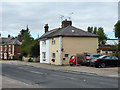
[98,45,116,51]
[40,25,99,40]
[0,37,22,45]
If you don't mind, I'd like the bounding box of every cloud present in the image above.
[2,2,118,39]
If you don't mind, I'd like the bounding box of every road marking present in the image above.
[29,71,44,74]
[53,74,77,80]
[17,67,46,75]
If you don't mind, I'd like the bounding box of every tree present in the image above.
[20,32,34,56]
[20,25,29,38]
[93,27,97,34]
[87,27,91,33]
[114,20,120,52]
[97,27,108,45]
[30,39,40,57]
[20,26,34,56]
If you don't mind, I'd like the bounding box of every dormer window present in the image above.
[52,38,55,44]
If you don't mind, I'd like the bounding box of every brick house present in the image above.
[0,35,22,60]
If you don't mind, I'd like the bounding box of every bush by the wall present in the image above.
[28,57,33,62]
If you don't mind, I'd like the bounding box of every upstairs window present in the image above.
[42,40,46,45]
[5,45,7,51]
[42,52,46,59]
[52,38,55,44]
[0,46,2,51]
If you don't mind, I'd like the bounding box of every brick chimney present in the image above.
[44,24,49,33]
[8,34,10,38]
[18,33,22,42]
[61,19,72,28]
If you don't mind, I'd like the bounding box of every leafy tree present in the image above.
[20,25,29,38]
[87,27,91,33]
[20,26,34,56]
[114,20,120,52]
[30,39,40,57]
[93,27,97,34]
[87,27,93,33]
[97,27,108,45]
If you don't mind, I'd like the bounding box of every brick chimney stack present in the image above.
[61,19,72,28]
[44,24,49,33]
[18,33,22,42]
[8,34,10,38]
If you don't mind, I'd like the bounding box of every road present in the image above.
[2,63,119,88]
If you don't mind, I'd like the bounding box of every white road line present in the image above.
[53,74,77,80]
[17,67,45,75]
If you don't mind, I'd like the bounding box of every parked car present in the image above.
[90,55,120,68]
[83,54,103,66]
[69,54,85,66]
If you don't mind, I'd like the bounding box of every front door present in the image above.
[4,53,7,59]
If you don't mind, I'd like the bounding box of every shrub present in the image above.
[28,57,33,62]
[117,51,120,58]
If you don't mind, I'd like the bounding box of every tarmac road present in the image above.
[2,63,119,88]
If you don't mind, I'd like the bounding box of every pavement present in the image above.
[1,60,119,78]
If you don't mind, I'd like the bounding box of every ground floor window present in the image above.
[64,54,69,57]
[0,53,2,59]
[42,52,46,59]
[52,53,56,59]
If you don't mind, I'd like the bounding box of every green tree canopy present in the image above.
[20,25,29,38]
[93,27,97,34]
[114,20,120,52]
[87,26,108,45]
[20,31,34,56]
[97,27,108,45]
[20,25,40,57]
[114,20,120,38]
[30,39,40,57]
[87,26,93,33]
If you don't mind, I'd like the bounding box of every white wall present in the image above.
[40,40,49,63]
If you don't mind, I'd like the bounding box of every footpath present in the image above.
[2,60,119,78]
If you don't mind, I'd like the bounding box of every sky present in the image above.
[0,1,119,39]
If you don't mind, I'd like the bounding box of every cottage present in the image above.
[39,19,99,65]
[0,35,22,60]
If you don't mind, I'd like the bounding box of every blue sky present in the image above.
[1,2,118,39]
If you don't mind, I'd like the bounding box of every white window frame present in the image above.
[52,38,55,44]
[42,40,46,45]
[42,52,46,59]
[5,45,7,51]
[0,53,2,59]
